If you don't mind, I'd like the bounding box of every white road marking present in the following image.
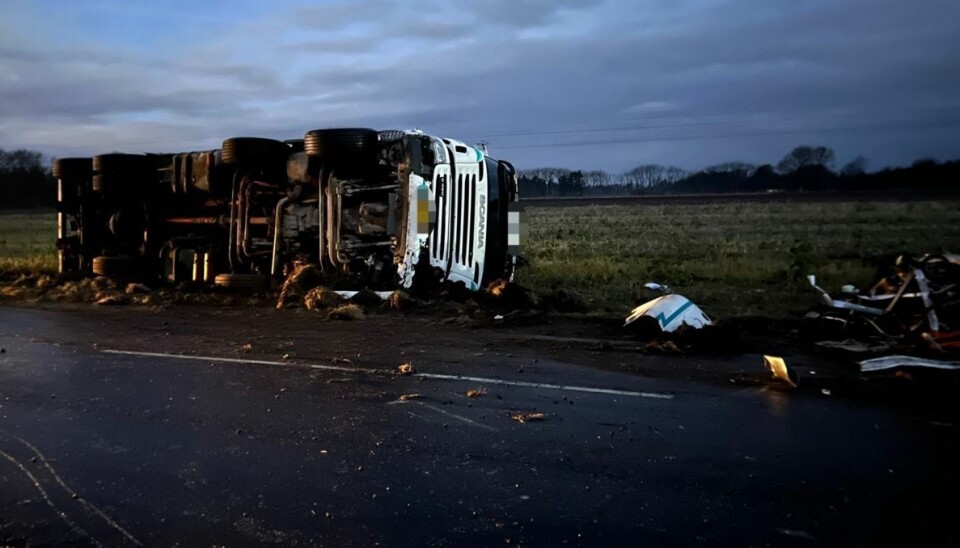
[100,349,674,400]
[387,400,498,432]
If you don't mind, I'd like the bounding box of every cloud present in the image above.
[0,0,958,171]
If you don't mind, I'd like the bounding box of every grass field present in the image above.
[517,199,960,318]
[3,200,959,318]
[0,211,56,274]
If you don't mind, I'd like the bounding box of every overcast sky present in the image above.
[1,0,959,172]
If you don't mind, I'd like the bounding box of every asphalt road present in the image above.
[0,306,957,546]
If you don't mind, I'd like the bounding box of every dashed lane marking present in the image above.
[100,349,675,400]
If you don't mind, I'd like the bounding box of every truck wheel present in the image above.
[93,154,153,174]
[214,273,269,291]
[221,138,291,166]
[91,174,111,193]
[92,173,142,196]
[91,255,138,277]
[52,158,92,180]
[304,128,378,161]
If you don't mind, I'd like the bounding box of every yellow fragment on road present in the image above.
[763,355,799,387]
[511,412,546,423]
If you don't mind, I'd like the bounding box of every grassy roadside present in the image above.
[516,199,960,318]
[3,200,959,319]
[0,210,56,275]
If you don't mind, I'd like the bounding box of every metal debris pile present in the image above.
[807,253,959,364]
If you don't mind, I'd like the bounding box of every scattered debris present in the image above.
[241,343,253,353]
[399,393,421,401]
[397,363,415,375]
[814,339,891,354]
[763,355,799,387]
[465,388,486,398]
[625,284,712,332]
[859,355,960,373]
[511,412,546,423]
[807,253,959,352]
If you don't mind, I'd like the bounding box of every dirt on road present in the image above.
[2,294,957,418]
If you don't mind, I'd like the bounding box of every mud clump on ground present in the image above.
[482,279,539,311]
[626,319,748,355]
[276,264,323,310]
[388,290,416,311]
[536,288,590,313]
[327,304,364,321]
[348,289,386,311]
[303,287,345,310]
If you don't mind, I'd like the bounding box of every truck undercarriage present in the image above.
[53,128,520,292]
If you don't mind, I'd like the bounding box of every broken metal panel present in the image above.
[624,294,712,332]
[859,355,960,373]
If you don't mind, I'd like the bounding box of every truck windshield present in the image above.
[404,136,447,179]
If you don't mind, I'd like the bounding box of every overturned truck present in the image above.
[52,128,521,292]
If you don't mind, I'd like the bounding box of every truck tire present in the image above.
[52,158,92,180]
[91,255,138,277]
[91,174,110,193]
[92,173,137,195]
[214,273,269,291]
[221,137,291,166]
[93,154,153,174]
[304,128,378,161]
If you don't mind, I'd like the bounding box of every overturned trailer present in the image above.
[52,128,521,292]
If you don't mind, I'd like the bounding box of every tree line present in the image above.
[1,145,958,209]
[518,145,960,197]
[0,149,56,209]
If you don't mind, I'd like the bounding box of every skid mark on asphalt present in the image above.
[0,429,143,546]
[387,400,498,432]
[0,447,98,546]
[100,349,675,400]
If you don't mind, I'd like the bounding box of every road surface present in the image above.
[0,305,956,546]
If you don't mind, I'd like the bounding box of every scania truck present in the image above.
[52,128,521,292]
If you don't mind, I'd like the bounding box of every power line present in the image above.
[489,119,960,150]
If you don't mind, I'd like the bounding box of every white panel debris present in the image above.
[624,294,712,332]
[859,355,960,373]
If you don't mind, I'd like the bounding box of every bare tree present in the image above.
[777,146,835,173]
[583,170,612,187]
[703,161,756,175]
[621,164,687,188]
[841,155,868,176]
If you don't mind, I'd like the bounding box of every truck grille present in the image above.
[432,172,477,270]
